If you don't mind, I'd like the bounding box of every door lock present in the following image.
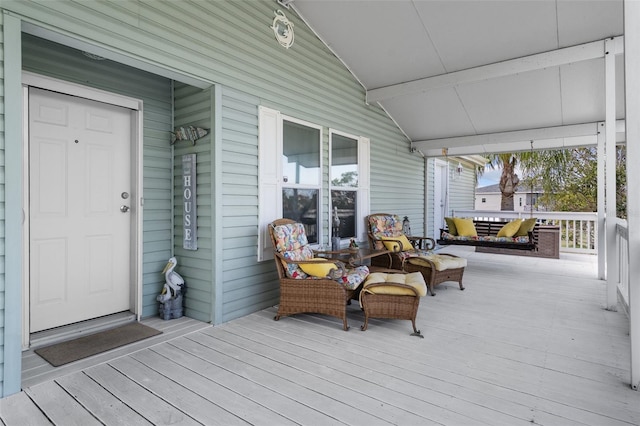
[120,205,130,213]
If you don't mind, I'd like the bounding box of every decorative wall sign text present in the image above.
[182,154,197,250]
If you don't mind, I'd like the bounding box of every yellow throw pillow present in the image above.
[516,218,537,236]
[298,258,337,278]
[452,217,477,237]
[444,217,458,236]
[380,235,413,252]
[497,219,522,237]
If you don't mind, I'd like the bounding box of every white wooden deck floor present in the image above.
[3,247,640,425]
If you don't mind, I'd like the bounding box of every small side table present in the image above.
[316,248,392,269]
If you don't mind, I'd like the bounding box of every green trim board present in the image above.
[2,11,24,398]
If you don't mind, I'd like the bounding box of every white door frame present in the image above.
[433,159,449,240]
[21,72,144,348]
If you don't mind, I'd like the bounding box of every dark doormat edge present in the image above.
[34,322,162,367]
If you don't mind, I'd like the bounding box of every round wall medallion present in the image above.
[271,10,294,49]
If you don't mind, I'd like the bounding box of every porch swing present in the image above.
[437,143,539,251]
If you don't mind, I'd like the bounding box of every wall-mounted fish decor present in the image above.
[171,126,209,145]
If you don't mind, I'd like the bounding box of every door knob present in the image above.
[120,205,130,213]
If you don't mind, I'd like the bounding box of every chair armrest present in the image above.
[408,236,435,250]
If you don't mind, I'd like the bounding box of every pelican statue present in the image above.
[156,257,185,302]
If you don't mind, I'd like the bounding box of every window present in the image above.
[519,197,522,207]
[258,107,370,261]
[330,131,358,240]
[282,119,321,243]
[481,198,486,203]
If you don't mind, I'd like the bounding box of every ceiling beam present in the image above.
[412,121,626,157]
[367,37,623,103]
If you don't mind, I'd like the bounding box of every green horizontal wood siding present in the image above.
[220,87,279,322]
[172,82,215,323]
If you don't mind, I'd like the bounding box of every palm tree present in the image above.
[479,153,520,211]
[479,150,571,211]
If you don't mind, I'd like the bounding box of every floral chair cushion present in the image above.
[273,222,308,252]
[368,214,404,250]
[281,245,315,279]
[274,223,369,287]
[368,214,403,238]
[337,265,370,290]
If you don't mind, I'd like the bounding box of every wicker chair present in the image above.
[268,218,369,330]
[366,213,466,296]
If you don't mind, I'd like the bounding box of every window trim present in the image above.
[281,116,324,245]
[258,106,370,261]
[282,114,324,190]
[329,129,365,244]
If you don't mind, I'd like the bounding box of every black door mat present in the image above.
[35,322,162,367]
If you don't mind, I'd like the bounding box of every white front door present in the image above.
[29,88,133,332]
[433,161,448,240]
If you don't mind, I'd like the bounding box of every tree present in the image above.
[523,146,627,218]
[478,150,570,211]
[478,147,626,215]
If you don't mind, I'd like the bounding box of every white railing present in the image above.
[615,218,630,311]
[451,210,598,254]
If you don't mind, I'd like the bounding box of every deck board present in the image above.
[226,316,532,425]
[55,372,153,425]
[192,327,441,425]
[3,247,640,426]
[84,363,201,426]
[109,356,248,426]
[24,381,102,426]
[130,348,298,426]
[155,339,341,425]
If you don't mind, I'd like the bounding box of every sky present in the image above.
[476,166,524,188]
[477,168,501,188]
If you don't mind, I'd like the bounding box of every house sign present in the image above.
[183,154,197,250]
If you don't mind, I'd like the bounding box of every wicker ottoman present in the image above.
[405,253,466,296]
[359,272,427,336]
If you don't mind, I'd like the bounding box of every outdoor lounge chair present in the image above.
[366,213,467,296]
[269,218,370,330]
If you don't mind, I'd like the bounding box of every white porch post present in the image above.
[624,0,640,391]
[605,38,618,311]
[597,123,606,280]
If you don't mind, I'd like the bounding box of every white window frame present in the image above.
[258,107,370,261]
[329,129,370,246]
[281,115,324,245]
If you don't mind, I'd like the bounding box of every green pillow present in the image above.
[497,219,522,237]
[515,218,537,236]
[452,217,477,237]
[444,217,458,236]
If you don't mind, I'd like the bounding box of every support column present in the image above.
[597,123,605,280]
[2,12,24,397]
[604,37,618,311]
[624,0,640,391]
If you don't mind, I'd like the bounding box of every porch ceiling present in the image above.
[290,0,624,156]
